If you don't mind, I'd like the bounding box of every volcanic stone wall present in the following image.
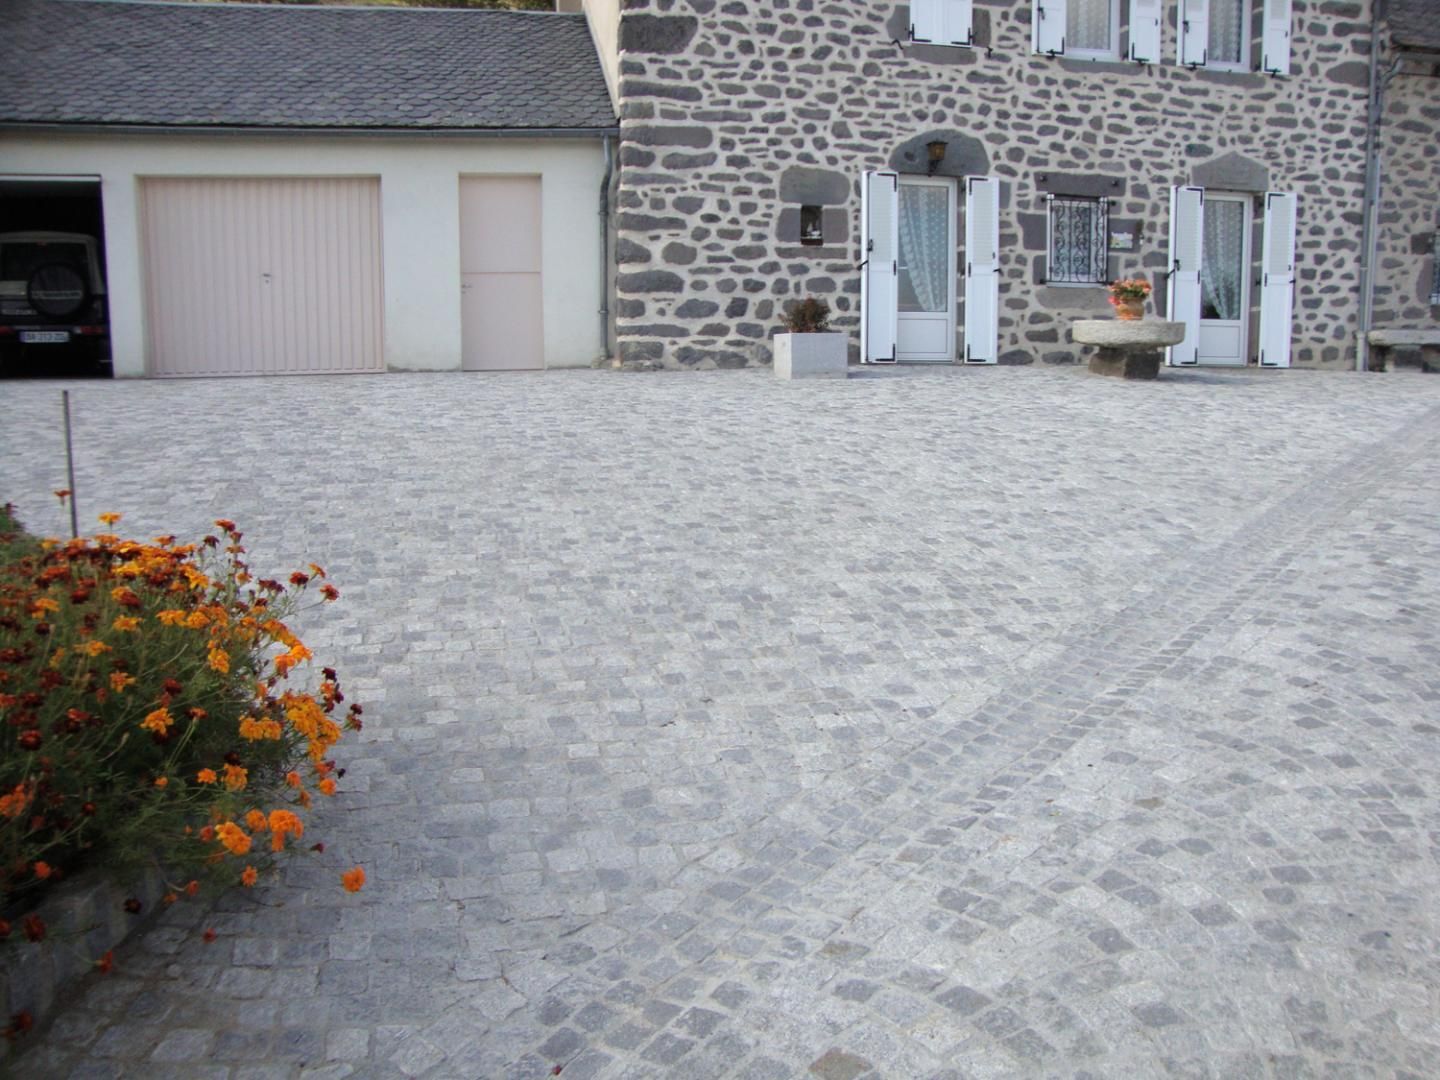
[611,0,1400,369]
[1372,46,1440,334]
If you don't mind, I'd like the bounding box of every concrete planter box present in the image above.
[773,332,847,380]
[0,860,173,1061]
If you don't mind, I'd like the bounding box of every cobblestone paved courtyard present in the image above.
[3,365,1440,1079]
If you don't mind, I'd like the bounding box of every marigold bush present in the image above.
[0,504,363,938]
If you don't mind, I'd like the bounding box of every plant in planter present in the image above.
[773,297,848,379]
[1107,277,1152,321]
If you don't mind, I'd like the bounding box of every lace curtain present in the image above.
[898,185,950,313]
[1068,0,1112,52]
[1201,200,1245,321]
[1209,0,1246,65]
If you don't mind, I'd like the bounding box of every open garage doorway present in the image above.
[0,176,112,378]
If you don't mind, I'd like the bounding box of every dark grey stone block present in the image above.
[778,166,849,206]
[618,271,685,293]
[620,14,699,54]
[1190,151,1270,192]
[889,130,990,179]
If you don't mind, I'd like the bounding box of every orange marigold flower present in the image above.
[185,880,200,897]
[33,861,52,880]
[267,809,304,851]
[215,822,251,856]
[222,763,248,792]
[162,892,178,905]
[109,587,142,610]
[207,648,230,675]
[214,519,237,532]
[29,598,60,617]
[153,777,168,789]
[289,572,310,587]
[240,866,258,888]
[140,707,174,735]
[285,771,302,788]
[156,610,187,626]
[198,825,215,842]
[239,716,282,741]
[319,778,337,797]
[53,489,71,502]
[109,672,137,693]
[244,809,268,832]
[0,784,34,820]
[77,640,111,658]
[185,611,210,631]
[320,584,340,602]
[196,768,218,785]
[97,512,122,526]
[341,867,366,893]
[111,616,140,633]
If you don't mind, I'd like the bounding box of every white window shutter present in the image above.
[1261,0,1292,75]
[912,0,974,46]
[1258,191,1298,368]
[1166,185,1205,366]
[1129,0,1162,63]
[1033,0,1068,55]
[862,171,899,364]
[946,0,975,45]
[964,176,1001,365]
[910,0,943,42]
[1180,0,1210,66]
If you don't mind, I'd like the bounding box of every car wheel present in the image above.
[27,263,90,320]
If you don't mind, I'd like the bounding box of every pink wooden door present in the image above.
[460,176,543,371]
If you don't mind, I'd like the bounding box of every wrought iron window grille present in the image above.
[1046,195,1110,285]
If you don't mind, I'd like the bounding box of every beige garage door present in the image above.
[140,177,384,377]
[460,176,543,371]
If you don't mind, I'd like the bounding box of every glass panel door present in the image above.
[896,177,956,362]
[1197,195,1251,366]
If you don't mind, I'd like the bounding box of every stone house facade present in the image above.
[583,0,1439,370]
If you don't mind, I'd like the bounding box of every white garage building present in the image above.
[0,0,617,378]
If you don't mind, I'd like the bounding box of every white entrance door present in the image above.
[1196,194,1252,367]
[896,176,957,363]
[460,176,543,371]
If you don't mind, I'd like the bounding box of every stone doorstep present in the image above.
[0,861,177,1060]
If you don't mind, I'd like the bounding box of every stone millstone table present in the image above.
[1072,319,1186,380]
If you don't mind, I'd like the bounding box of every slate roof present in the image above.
[1390,0,1440,52]
[0,0,616,133]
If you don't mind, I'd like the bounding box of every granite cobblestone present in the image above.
[2,366,1439,1077]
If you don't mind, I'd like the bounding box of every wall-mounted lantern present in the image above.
[927,140,948,176]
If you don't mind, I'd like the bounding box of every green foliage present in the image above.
[0,511,360,927]
[779,297,833,334]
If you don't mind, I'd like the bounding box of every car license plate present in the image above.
[19,331,69,344]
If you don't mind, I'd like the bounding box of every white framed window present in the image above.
[1430,228,1440,306]
[1068,0,1119,60]
[1033,0,1120,59]
[1046,195,1110,285]
[1207,0,1250,70]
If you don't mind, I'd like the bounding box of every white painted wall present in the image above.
[0,132,608,377]
[582,0,622,107]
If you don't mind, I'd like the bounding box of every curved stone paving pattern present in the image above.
[2,367,1438,1078]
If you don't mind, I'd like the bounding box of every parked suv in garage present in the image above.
[0,231,110,371]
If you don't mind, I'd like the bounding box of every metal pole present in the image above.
[62,391,78,540]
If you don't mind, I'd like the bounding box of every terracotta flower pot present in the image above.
[1114,299,1145,321]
